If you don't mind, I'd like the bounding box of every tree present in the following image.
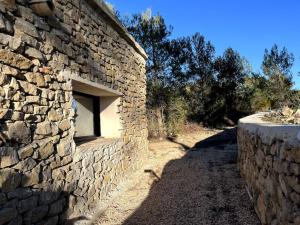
[123,10,174,136]
[124,9,172,82]
[262,44,295,108]
[213,48,248,118]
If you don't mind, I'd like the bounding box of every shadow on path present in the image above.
[121,128,260,225]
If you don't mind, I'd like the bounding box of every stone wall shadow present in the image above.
[0,173,88,225]
[119,128,259,225]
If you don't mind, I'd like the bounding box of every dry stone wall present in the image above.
[238,113,300,225]
[0,0,148,224]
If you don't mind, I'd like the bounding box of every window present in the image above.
[68,75,122,142]
[73,92,100,138]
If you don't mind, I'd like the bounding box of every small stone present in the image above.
[14,157,37,172]
[35,121,52,136]
[281,106,294,117]
[31,205,48,223]
[49,198,65,216]
[294,109,300,118]
[0,168,21,192]
[18,145,34,159]
[58,119,71,131]
[0,108,12,119]
[19,80,38,95]
[0,193,6,205]
[18,196,38,213]
[11,111,24,121]
[0,147,19,168]
[38,141,54,160]
[25,47,44,61]
[9,37,23,51]
[34,106,49,115]
[7,121,31,144]
[26,95,40,104]
[2,65,18,76]
[22,166,40,187]
[0,33,10,45]
[14,18,39,38]
[17,33,37,48]
[39,190,59,205]
[1,0,16,11]
[17,5,34,23]
[0,49,33,70]
[57,138,73,157]
[0,208,18,224]
[286,176,300,193]
[7,215,22,225]
[257,194,267,224]
[0,73,9,85]
[34,15,50,32]
[7,188,32,199]
[48,109,63,122]
[279,175,289,197]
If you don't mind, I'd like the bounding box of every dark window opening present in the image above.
[73,92,100,141]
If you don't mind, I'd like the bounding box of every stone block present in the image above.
[18,196,38,213]
[0,168,21,192]
[17,5,34,23]
[48,109,63,122]
[7,188,32,199]
[0,208,18,225]
[18,145,34,159]
[38,141,54,160]
[0,108,11,120]
[58,119,71,132]
[35,121,53,136]
[7,121,31,144]
[0,49,33,70]
[30,205,48,223]
[22,166,40,187]
[49,198,65,216]
[25,47,45,61]
[0,147,19,168]
[19,80,38,95]
[57,138,73,157]
[13,157,37,172]
[14,18,39,38]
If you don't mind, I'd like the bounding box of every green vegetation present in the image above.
[122,10,300,137]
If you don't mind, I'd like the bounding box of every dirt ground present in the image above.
[91,128,261,225]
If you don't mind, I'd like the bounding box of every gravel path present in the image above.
[93,128,260,225]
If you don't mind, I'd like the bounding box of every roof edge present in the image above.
[85,0,148,60]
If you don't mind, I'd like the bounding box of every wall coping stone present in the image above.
[85,0,148,60]
[239,112,300,146]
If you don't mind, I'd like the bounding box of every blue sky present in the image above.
[108,0,300,89]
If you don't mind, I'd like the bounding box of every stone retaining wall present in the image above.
[238,113,300,225]
[0,0,147,224]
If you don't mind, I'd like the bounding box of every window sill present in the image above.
[73,137,123,163]
[75,137,121,148]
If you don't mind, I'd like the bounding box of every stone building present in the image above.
[0,0,148,224]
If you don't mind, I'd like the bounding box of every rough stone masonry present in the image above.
[0,0,148,224]
[238,113,300,225]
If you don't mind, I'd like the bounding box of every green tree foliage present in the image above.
[123,10,176,136]
[123,11,299,135]
[244,74,271,111]
[262,44,295,108]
